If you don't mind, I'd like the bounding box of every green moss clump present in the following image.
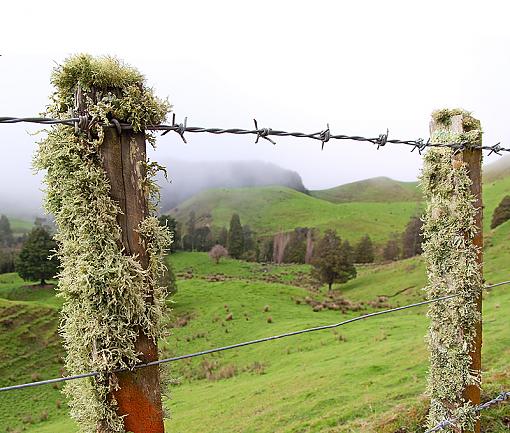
[420,110,483,430]
[49,53,170,135]
[432,108,482,141]
[35,54,172,433]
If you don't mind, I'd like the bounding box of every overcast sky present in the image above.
[2,0,510,215]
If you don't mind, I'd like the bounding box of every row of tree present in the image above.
[159,212,256,259]
[160,210,426,265]
[381,216,423,262]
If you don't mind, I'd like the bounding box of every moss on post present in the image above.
[34,54,171,432]
[421,109,483,431]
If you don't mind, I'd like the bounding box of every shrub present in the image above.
[491,195,510,229]
[209,244,228,264]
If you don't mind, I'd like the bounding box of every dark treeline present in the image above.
[0,215,58,284]
[159,211,426,268]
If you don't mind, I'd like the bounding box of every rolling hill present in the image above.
[158,159,307,210]
[309,176,421,204]
[168,185,422,243]
[167,165,510,243]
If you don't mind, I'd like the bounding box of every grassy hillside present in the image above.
[0,275,66,432]
[309,176,421,204]
[1,219,510,432]
[485,155,510,183]
[169,186,422,242]
[168,172,510,244]
[8,217,33,236]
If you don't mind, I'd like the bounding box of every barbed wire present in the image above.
[1,115,509,155]
[1,280,508,394]
[425,391,510,432]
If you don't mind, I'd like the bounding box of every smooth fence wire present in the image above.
[1,280,509,393]
[1,115,509,155]
[425,391,510,433]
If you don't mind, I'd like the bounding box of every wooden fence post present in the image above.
[428,112,482,433]
[75,84,165,432]
[99,125,165,433]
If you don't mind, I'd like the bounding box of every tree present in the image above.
[491,195,510,229]
[186,211,197,251]
[218,226,228,247]
[242,225,255,252]
[0,215,14,247]
[355,235,374,264]
[16,227,59,285]
[160,260,178,297]
[402,216,423,258]
[194,226,213,252]
[227,213,244,259]
[383,236,400,261]
[209,244,228,264]
[311,229,356,290]
[341,240,354,265]
[0,249,16,274]
[284,228,309,264]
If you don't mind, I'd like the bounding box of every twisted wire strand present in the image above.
[425,391,510,432]
[1,116,508,155]
[1,280,508,393]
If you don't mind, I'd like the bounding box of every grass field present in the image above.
[1,219,509,432]
[1,162,509,432]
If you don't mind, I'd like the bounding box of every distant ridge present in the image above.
[484,155,510,183]
[309,176,421,204]
[158,159,306,210]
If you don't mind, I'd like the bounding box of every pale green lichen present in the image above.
[420,110,483,430]
[34,54,172,433]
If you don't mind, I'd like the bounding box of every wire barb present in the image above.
[376,129,389,150]
[319,124,331,150]
[1,115,509,154]
[253,119,276,145]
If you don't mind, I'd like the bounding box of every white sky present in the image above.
[1,0,510,212]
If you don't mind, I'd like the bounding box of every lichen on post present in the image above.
[34,54,172,432]
[421,109,483,432]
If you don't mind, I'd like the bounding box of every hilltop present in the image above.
[158,159,306,210]
[309,176,421,203]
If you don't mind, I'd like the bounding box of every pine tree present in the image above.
[0,215,14,247]
[491,195,510,229]
[186,211,196,251]
[355,235,374,263]
[383,235,400,261]
[242,225,255,252]
[16,227,59,285]
[218,226,228,247]
[311,230,356,290]
[402,216,423,258]
[227,213,244,259]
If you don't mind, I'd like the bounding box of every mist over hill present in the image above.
[157,159,307,211]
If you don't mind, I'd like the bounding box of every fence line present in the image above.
[1,280,508,394]
[1,115,508,154]
[425,391,510,432]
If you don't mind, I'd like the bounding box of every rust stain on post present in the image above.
[101,128,165,433]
